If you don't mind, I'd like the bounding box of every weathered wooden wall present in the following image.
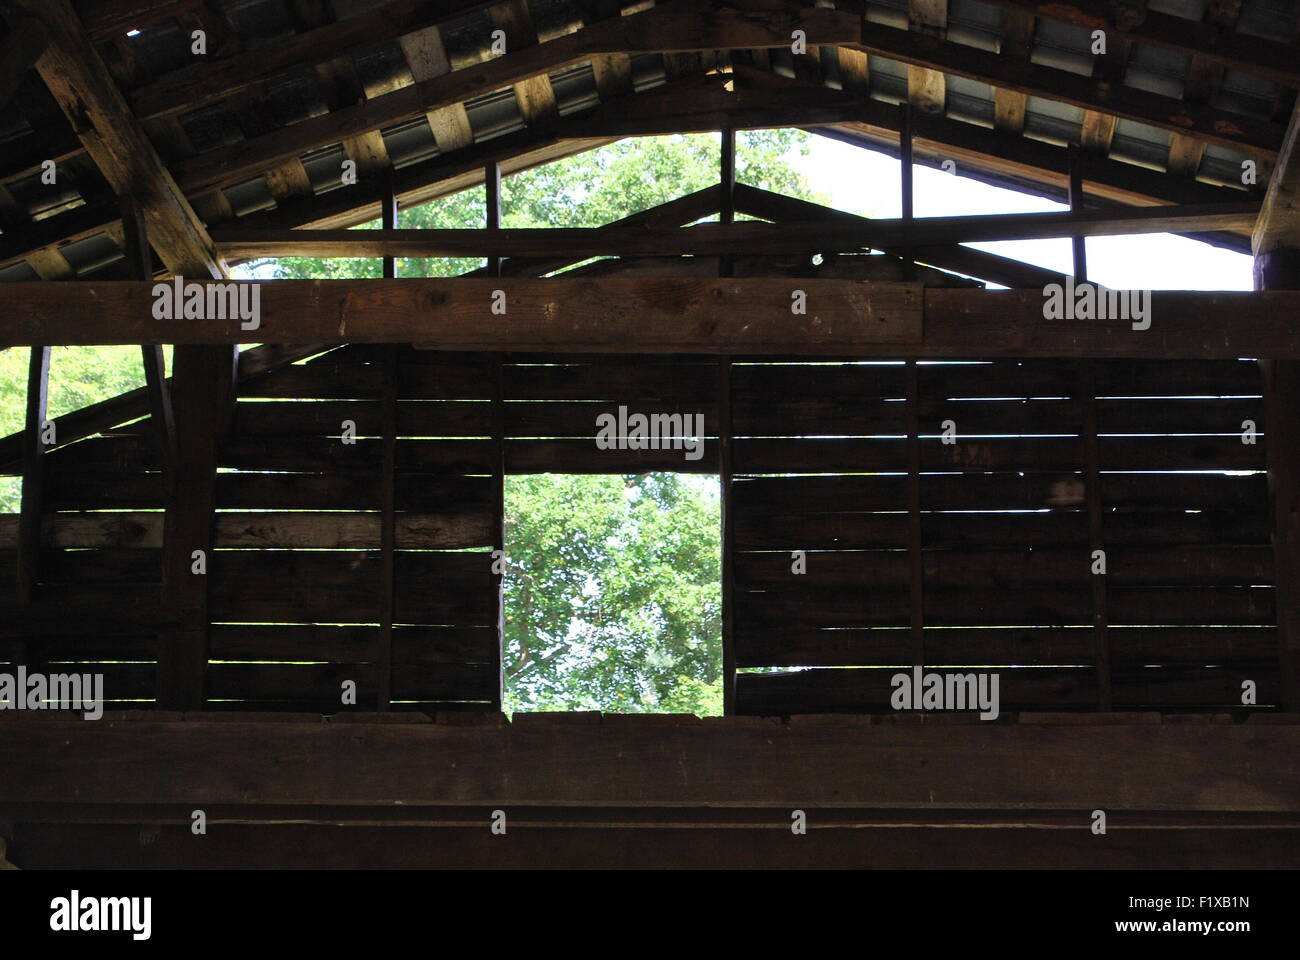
[0,351,1282,714]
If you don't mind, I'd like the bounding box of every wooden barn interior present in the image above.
[0,0,1297,869]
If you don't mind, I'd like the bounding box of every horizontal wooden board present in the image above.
[734,509,1271,550]
[232,401,493,438]
[736,625,1281,667]
[214,474,492,511]
[734,585,1274,628]
[208,550,496,625]
[208,624,496,664]
[205,662,496,704]
[732,472,1268,512]
[736,665,1281,714]
[733,546,1271,590]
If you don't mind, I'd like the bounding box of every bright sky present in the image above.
[791,133,1254,291]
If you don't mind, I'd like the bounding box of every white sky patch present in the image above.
[793,133,1253,292]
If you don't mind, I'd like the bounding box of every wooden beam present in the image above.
[15,345,49,604]
[846,22,1282,156]
[992,7,1033,135]
[156,346,230,709]
[905,0,947,116]
[5,282,1300,359]
[0,715,1295,811]
[0,17,47,112]
[732,183,1068,288]
[211,203,1260,259]
[118,195,177,474]
[170,2,862,195]
[11,0,227,280]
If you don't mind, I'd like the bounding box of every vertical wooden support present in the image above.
[16,345,50,605]
[903,359,925,668]
[719,357,736,715]
[899,103,916,282]
[490,357,507,712]
[1071,147,1110,709]
[1255,249,1300,710]
[719,127,735,278]
[1082,374,1110,710]
[485,162,502,278]
[377,173,398,710]
[1068,144,1089,281]
[157,345,232,709]
[119,195,177,474]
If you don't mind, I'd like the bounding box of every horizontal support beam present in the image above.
[2,281,1298,358]
[211,204,1260,258]
[0,715,1295,811]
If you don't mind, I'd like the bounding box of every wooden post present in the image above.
[1068,144,1089,282]
[903,359,924,669]
[157,346,231,709]
[16,345,50,605]
[377,173,398,710]
[899,102,916,282]
[119,195,177,475]
[719,127,735,278]
[719,357,736,714]
[491,357,506,713]
[1070,147,1110,709]
[1255,250,1300,710]
[485,162,502,277]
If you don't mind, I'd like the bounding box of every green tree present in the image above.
[504,473,721,715]
[263,130,826,280]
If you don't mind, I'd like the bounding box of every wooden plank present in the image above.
[720,357,736,714]
[10,283,1300,358]
[170,2,862,194]
[1,715,1296,811]
[211,203,1260,258]
[737,625,1279,668]
[736,665,1278,714]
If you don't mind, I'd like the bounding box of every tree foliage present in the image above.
[504,474,721,715]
